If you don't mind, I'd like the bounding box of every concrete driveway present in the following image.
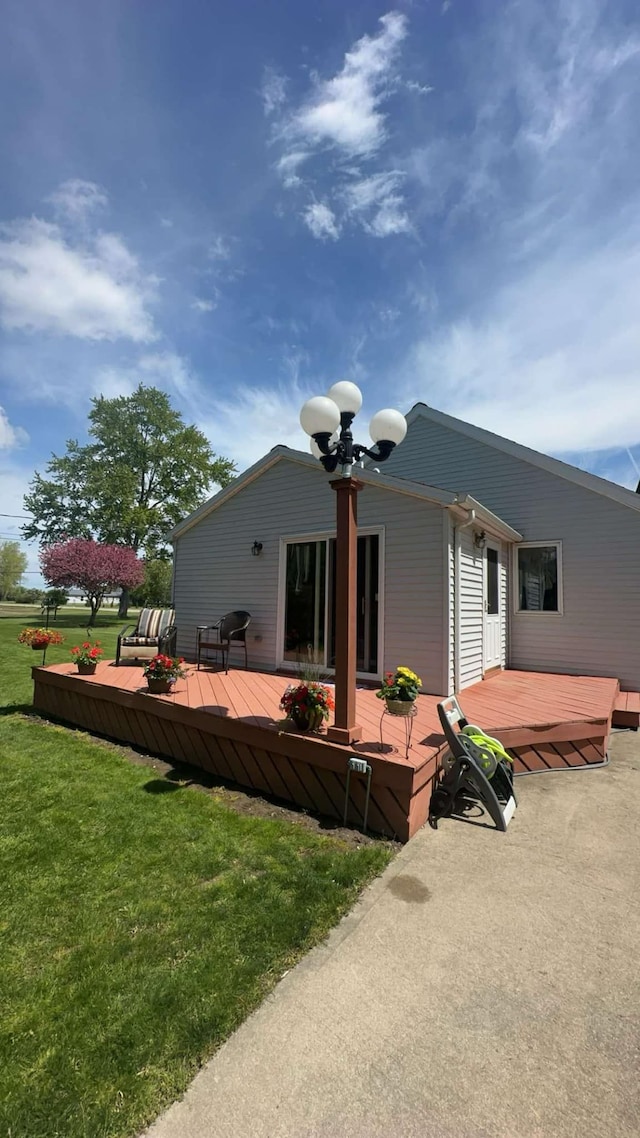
[146,732,640,1138]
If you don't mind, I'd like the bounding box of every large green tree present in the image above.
[130,558,173,608]
[0,541,28,600]
[23,385,236,613]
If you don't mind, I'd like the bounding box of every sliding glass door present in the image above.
[282,533,380,674]
[283,540,327,664]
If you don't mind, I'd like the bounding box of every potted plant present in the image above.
[18,627,65,651]
[376,666,422,716]
[280,681,335,732]
[143,653,187,695]
[70,640,103,675]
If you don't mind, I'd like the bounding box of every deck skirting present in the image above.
[31,664,621,840]
[32,668,437,841]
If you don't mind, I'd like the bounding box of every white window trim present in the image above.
[513,540,563,615]
[275,526,385,679]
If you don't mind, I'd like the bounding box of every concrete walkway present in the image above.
[146,733,640,1138]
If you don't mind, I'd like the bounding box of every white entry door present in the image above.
[483,543,501,672]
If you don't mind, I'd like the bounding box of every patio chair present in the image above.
[116,607,177,666]
[428,695,517,831]
[197,610,251,673]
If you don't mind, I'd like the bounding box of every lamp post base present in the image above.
[327,724,362,746]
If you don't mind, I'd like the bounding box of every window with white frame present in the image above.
[516,542,562,613]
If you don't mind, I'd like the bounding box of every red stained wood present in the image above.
[31,663,627,841]
[612,689,640,728]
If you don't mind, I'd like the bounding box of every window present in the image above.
[516,543,562,613]
[486,547,499,615]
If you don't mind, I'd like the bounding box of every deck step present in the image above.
[612,691,640,729]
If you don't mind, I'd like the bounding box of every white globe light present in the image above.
[369,408,408,446]
[310,430,339,459]
[326,380,363,415]
[299,396,341,437]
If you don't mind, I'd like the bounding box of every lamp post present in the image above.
[300,381,407,745]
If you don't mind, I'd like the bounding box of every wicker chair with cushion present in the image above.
[197,610,251,673]
[116,607,177,665]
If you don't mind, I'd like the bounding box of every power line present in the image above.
[0,512,32,519]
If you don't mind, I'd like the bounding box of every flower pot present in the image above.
[146,677,174,695]
[292,706,324,733]
[77,662,97,676]
[31,642,49,651]
[385,698,415,717]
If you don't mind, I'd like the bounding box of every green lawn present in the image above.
[0,611,392,1138]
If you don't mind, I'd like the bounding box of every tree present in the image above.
[9,586,44,604]
[40,539,144,625]
[23,384,236,615]
[130,559,173,608]
[0,541,28,600]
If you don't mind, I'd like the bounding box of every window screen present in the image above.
[517,545,559,612]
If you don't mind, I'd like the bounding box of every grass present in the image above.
[0,605,125,713]
[0,610,392,1137]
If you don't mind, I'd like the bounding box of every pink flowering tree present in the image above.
[40,539,145,626]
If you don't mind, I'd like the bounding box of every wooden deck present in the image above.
[32,664,622,841]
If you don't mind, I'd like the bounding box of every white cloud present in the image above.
[343,171,410,236]
[48,178,108,222]
[0,215,156,342]
[289,12,406,158]
[208,235,232,261]
[191,297,216,313]
[0,406,28,450]
[92,350,196,408]
[303,202,340,241]
[276,151,309,189]
[515,6,640,154]
[271,11,411,240]
[405,80,433,95]
[97,350,312,473]
[401,233,640,454]
[201,383,311,471]
[261,67,288,116]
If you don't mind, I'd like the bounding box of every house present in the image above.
[171,403,640,694]
[67,587,122,607]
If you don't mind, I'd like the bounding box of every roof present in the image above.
[408,403,640,515]
[171,445,522,542]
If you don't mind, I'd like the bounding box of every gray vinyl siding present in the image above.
[174,460,448,693]
[383,416,640,689]
[459,525,484,689]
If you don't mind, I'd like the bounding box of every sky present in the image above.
[1,0,640,585]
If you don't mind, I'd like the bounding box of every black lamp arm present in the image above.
[311,434,396,472]
[353,440,396,463]
[311,432,336,456]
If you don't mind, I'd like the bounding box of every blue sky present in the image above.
[1,0,640,582]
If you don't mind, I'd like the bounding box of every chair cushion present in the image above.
[118,643,159,660]
[121,636,159,646]
[136,608,175,639]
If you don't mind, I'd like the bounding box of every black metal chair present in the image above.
[196,611,251,673]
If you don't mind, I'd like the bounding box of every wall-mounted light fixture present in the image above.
[474,530,487,550]
[251,541,263,557]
